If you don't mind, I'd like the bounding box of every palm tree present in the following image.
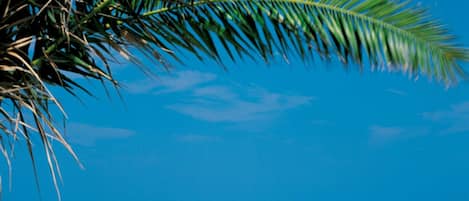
[1,0,468,197]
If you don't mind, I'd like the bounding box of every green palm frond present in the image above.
[134,0,469,81]
[0,0,468,198]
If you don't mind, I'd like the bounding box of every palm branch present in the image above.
[0,0,468,198]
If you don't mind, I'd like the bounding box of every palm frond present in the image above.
[0,0,468,199]
[132,0,469,82]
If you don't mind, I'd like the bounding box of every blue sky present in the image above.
[3,0,469,200]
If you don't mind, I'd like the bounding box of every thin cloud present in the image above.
[167,85,314,123]
[175,134,223,143]
[124,70,313,124]
[65,123,136,146]
[422,102,469,134]
[369,125,429,145]
[368,102,469,142]
[386,88,407,96]
[124,70,216,94]
[369,125,404,144]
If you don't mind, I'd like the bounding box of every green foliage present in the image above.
[0,0,468,198]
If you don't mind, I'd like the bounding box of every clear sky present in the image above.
[3,0,469,200]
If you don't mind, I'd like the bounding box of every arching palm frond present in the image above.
[0,0,468,198]
[134,0,469,80]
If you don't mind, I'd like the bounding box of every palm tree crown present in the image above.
[0,0,468,197]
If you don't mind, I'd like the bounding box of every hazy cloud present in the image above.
[369,125,429,144]
[386,88,407,96]
[125,70,313,124]
[124,70,216,94]
[422,102,469,134]
[167,85,314,123]
[369,125,404,143]
[66,123,136,146]
[368,101,469,144]
[422,102,469,121]
[175,134,223,143]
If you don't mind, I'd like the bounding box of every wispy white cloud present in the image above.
[167,85,314,122]
[124,70,216,94]
[367,102,469,144]
[369,125,429,144]
[422,102,469,134]
[385,88,407,96]
[369,125,404,144]
[125,70,313,124]
[367,101,469,144]
[175,134,223,143]
[65,123,136,146]
[422,102,469,121]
